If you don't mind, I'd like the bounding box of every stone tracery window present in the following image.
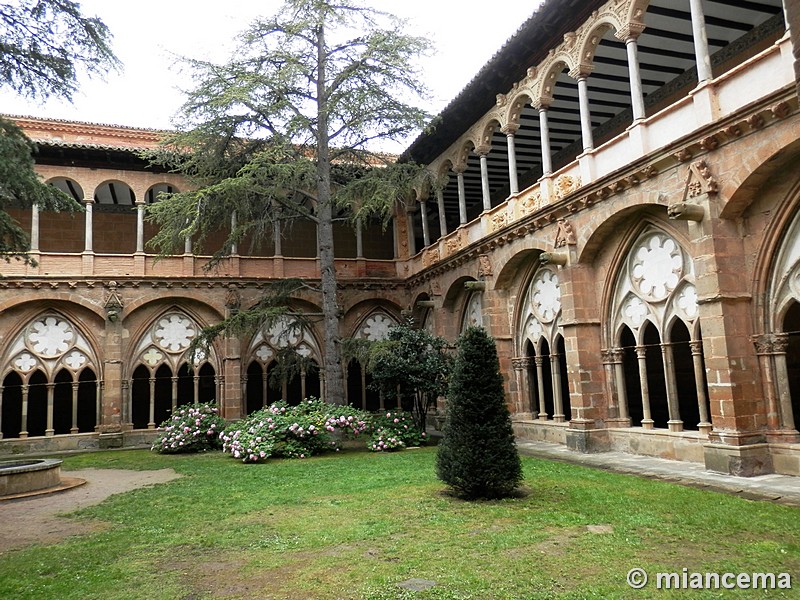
[347,310,400,411]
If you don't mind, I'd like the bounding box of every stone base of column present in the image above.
[553,414,566,423]
[698,422,713,437]
[134,252,146,276]
[667,420,684,433]
[81,251,95,276]
[641,419,655,430]
[565,426,608,454]
[537,413,549,421]
[45,428,54,437]
[703,442,773,477]
[606,417,631,428]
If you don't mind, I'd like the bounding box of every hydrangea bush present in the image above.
[221,398,370,463]
[368,410,426,452]
[151,402,226,453]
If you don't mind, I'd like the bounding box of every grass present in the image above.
[1,446,798,599]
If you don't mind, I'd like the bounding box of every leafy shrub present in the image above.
[220,398,370,463]
[368,410,426,452]
[151,402,226,453]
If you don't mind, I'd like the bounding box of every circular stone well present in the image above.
[0,458,63,497]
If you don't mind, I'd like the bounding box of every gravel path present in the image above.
[0,468,181,554]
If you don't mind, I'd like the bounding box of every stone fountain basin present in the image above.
[0,459,63,497]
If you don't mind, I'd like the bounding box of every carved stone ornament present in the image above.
[422,247,440,268]
[683,159,718,200]
[445,229,463,256]
[491,211,508,232]
[478,254,493,277]
[554,174,581,200]
[554,218,577,248]
[520,190,543,215]
[225,285,241,310]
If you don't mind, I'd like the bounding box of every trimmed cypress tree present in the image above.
[436,326,522,499]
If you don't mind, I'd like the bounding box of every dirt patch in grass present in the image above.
[0,468,180,554]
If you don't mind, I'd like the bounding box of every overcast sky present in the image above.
[0,0,541,141]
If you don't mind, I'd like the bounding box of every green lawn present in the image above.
[1,447,798,599]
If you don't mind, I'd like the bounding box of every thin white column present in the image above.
[477,148,492,211]
[773,334,796,430]
[436,188,448,237]
[273,219,282,256]
[456,170,467,225]
[576,75,594,151]
[171,376,178,412]
[406,209,417,255]
[538,107,553,175]
[420,199,430,247]
[689,0,713,82]
[535,356,547,420]
[661,343,682,431]
[636,346,654,428]
[551,353,565,422]
[625,34,646,121]
[83,197,94,252]
[355,218,364,258]
[230,211,238,255]
[503,125,520,194]
[135,201,145,253]
[30,202,40,251]
[184,234,192,255]
[45,383,55,436]
[71,381,79,434]
[193,373,200,404]
[148,377,156,429]
[20,385,29,438]
[690,340,711,431]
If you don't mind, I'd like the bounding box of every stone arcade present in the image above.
[2,0,800,478]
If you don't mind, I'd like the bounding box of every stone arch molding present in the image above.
[517,265,564,355]
[2,312,100,382]
[768,206,800,330]
[131,310,216,374]
[246,315,321,366]
[609,228,698,344]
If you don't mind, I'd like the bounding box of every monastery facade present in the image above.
[3,0,800,478]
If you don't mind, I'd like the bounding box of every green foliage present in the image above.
[220,398,370,462]
[368,410,426,451]
[0,0,119,102]
[436,326,522,499]
[0,118,82,264]
[367,321,451,433]
[151,402,226,454]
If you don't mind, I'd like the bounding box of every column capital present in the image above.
[474,144,491,156]
[511,356,533,370]
[616,22,646,42]
[501,123,519,136]
[635,345,647,359]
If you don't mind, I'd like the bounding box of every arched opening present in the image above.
[347,360,376,411]
[53,369,73,435]
[131,365,151,429]
[154,364,173,425]
[177,363,194,407]
[784,301,800,428]
[77,368,97,433]
[198,363,216,404]
[556,336,571,421]
[525,339,539,417]
[1,372,23,438]
[642,323,669,429]
[246,362,265,414]
[620,326,643,426]
[27,370,47,437]
[670,320,701,431]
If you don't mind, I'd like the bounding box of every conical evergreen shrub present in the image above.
[435,326,522,499]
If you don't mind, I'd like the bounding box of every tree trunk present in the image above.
[316,20,345,405]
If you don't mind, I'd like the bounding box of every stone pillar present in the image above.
[690,340,712,435]
[476,146,492,212]
[83,196,94,252]
[148,377,156,429]
[689,0,713,82]
[773,333,796,431]
[535,356,547,419]
[661,342,683,432]
[20,384,29,438]
[405,207,417,256]
[502,124,520,194]
[636,346,654,429]
[511,356,534,418]
[222,332,243,420]
[436,188,448,237]
[30,202,40,251]
[624,32,646,121]
[538,106,553,176]
[419,198,430,247]
[550,353,565,422]
[606,348,631,426]
[0,386,4,439]
[171,376,178,413]
[45,383,55,436]
[273,219,282,256]
[71,382,79,434]
[752,334,784,433]
[102,313,124,429]
[135,200,146,253]
[576,74,594,152]
[230,211,238,255]
[455,168,467,225]
[355,218,364,258]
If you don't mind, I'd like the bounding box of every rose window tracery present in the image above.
[360,313,394,341]
[676,284,699,320]
[154,314,195,353]
[13,352,38,373]
[531,269,561,322]
[28,316,74,357]
[64,350,87,370]
[267,317,300,347]
[631,234,683,301]
[622,295,648,328]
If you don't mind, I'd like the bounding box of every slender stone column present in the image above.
[535,356,547,419]
[624,34,646,121]
[83,197,95,252]
[273,219,282,256]
[184,233,192,255]
[538,107,553,175]
[551,353,565,422]
[20,385,29,438]
[511,357,533,416]
[135,200,146,253]
[0,386,4,439]
[419,198,430,247]
[171,376,178,413]
[148,377,156,429]
[689,0,713,82]
[97,380,103,431]
[121,379,130,428]
[611,348,630,422]
[753,334,782,431]
[476,146,492,211]
[262,370,268,409]
[355,218,364,258]
[361,366,367,411]
[635,346,654,428]
[502,124,520,194]
[661,343,683,431]
[690,340,712,434]
[193,373,200,404]
[406,208,417,256]
[71,382,79,433]
[455,169,467,225]
[773,333,796,430]
[300,368,307,400]
[576,75,594,152]
[436,188,448,237]
[30,202,40,251]
[45,383,55,436]
[230,211,238,255]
